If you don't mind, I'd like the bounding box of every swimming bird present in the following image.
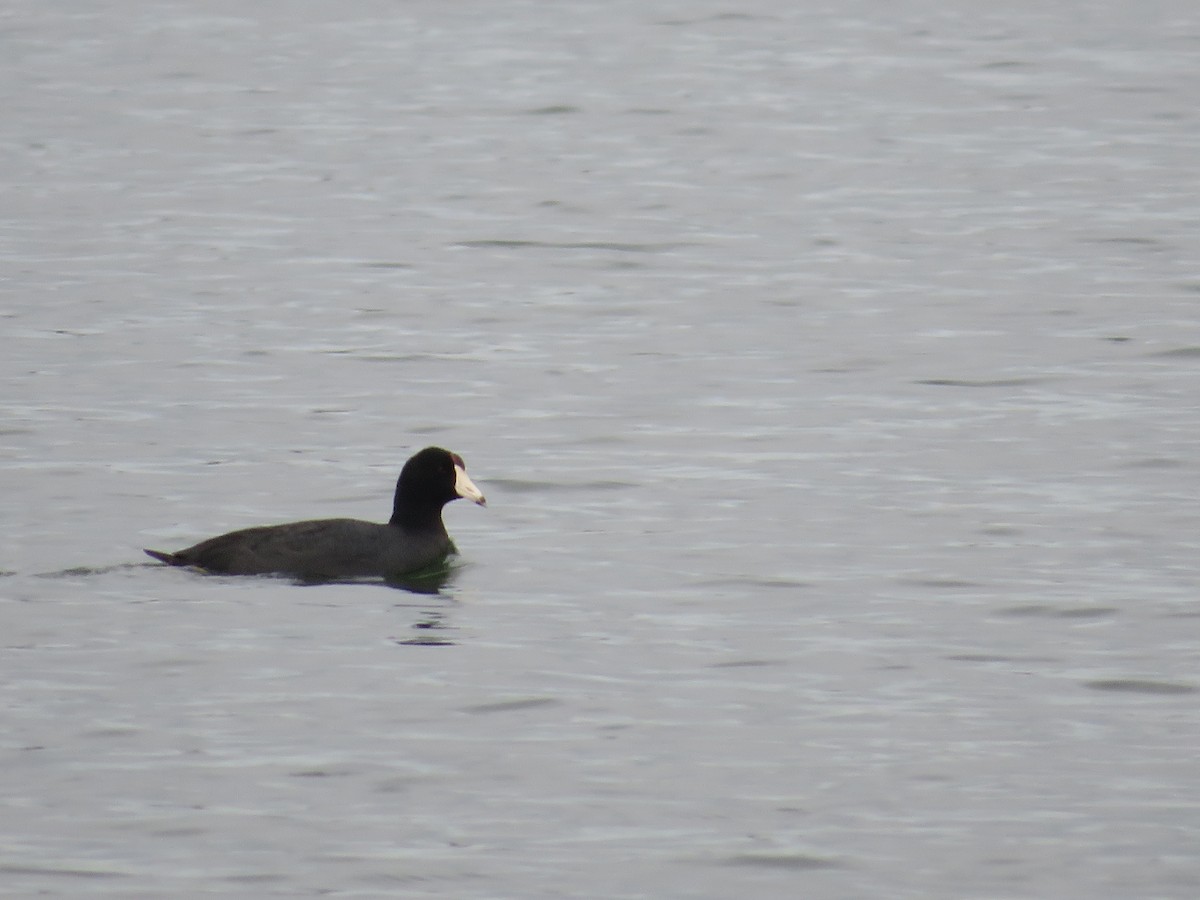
[144,447,485,579]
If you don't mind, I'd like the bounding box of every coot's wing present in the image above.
[147,519,448,578]
[156,519,378,576]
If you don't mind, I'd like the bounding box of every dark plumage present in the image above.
[144,447,485,579]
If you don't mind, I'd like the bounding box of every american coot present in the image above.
[144,447,485,579]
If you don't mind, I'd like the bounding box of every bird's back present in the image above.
[146,517,452,579]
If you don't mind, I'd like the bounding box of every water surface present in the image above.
[3,1,1199,897]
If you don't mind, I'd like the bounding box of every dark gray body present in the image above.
[144,447,484,581]
[146,517,453,579]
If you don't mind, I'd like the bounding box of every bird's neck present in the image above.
[389,498,447,533]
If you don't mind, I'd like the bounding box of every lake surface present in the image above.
[3,1,1199,897]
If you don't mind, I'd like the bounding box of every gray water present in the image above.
[3,1,1199,897]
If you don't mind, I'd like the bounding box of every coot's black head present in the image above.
[391,447,485,527]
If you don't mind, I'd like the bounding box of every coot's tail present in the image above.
[144,548,184,566]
